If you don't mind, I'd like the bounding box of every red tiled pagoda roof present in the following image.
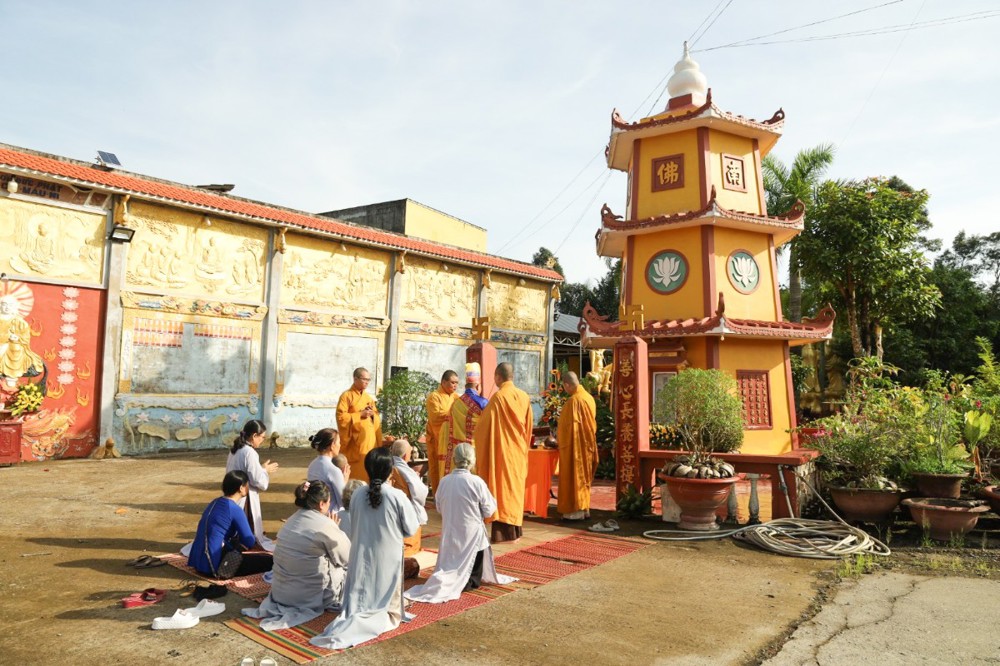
[600,185,804,234]
[610,89,785,134]
[0,145,562,282]
[580,294,835,345]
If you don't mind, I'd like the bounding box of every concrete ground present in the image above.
[0,448,994,665]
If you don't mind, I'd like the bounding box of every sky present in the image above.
[3,1,998,287]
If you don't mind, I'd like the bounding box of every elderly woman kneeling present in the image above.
[242,480,350,630]
[404,443,517,603]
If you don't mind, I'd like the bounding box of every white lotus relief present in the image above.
[651,255,682,289]
[731,255,758,289]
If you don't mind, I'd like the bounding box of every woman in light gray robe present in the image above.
[243,480,350,630]
[310,448,418,649]
[226,420,278,552]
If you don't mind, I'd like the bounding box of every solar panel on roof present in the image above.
[96,151,121,167]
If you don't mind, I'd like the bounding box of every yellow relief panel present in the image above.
[0,197,106,284]
[713,227,778,321]
[125,201,268,302]
[635,130,702,220]
[629,226,704,322]
[281,234,389,317]
[707,131,762,215]
[718,339,792,455]
[400,256,477,325]
[487,275,547,333]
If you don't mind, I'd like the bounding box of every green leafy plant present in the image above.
[901,374,973,476]
[376,370,437,447]
[615,484,652,519]
[648,423,684,450]
[594,456,616,480]
[652,369,743,477]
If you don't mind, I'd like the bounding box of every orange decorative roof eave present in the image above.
[0,145,562,283]
[595,195,804,257]
[606,92,785,172]
[578,301,835,349]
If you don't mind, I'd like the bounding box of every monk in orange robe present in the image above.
[556,371,598,520]
[425,369,459,492]
[336,367,382,483]
[474,362,534,543]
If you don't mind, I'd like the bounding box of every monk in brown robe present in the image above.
[425,370,459,492]
[336,367,382,483]
[474,362,533,543]
[556,371,598,520]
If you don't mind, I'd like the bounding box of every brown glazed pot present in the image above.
[911,472,967,499]
[901,498,989,541]
[663,475,740,531]
[980,486,1000,515]
[829,487,901,523]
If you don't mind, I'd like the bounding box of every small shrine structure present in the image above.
[581,46,835,516]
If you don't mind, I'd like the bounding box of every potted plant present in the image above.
[653,369,742,531]
[901,377,972,499]
[376,370,436,459]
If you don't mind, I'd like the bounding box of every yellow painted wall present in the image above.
[634,130,702,219]
[281,234,390,317]
[404,201,487,252]
[629,226,704,322]
[719,339,793,455]
[713,227,777,321]
[707,131,762,214]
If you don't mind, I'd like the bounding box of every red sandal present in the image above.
[121,588,166,608]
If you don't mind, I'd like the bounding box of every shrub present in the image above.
[652,369,743,459]
[376,370,437,445]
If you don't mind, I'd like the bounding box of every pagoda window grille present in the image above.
[736,370,772,429]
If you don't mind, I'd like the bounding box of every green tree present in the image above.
[762,143,835,322]
[798,177,941,360]
[555,258,621,318]
[531,247,564,276]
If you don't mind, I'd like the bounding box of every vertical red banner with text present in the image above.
[613,336,649,501]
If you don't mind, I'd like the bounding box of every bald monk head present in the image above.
[495,362,514,384]
[352,367,371,391]
[389,438,412,461]
[561,371,580,393]
[441,370,459,394]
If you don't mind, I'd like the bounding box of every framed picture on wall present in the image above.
[651,371,677,416]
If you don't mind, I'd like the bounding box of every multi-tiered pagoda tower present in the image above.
[583,46,834,477]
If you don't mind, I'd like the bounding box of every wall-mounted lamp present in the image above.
[109,224,136,243]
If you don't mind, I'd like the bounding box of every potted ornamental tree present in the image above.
[653,369,743,531]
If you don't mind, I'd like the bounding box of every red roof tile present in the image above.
[0,145,562,282]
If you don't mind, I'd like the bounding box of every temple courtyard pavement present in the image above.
[1,449,998,665]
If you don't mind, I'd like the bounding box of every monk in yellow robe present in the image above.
[425,370,459,492]
[556,371,598,520]
[336,367,382,483]
[440,362,489,477]
[474,362,533,543]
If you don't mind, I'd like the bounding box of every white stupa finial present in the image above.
[666,42,708,108]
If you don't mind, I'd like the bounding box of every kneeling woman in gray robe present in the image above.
[310,447,419,649]
[242,480,350,630]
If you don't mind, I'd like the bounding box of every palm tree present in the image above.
[762,144,835,322]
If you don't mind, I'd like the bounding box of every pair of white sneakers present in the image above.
[150,599,226,630]
[240,658,277,666]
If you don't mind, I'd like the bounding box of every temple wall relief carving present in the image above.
[280,234,389,317]
[0,197,106,284]
[399,256,476,325]
[124,202,268,302]
[487,274,548,333]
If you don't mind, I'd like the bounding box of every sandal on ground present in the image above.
[587,519,620,533]
[121,587,166,608]
[134,556,167,569]
[151,609,199,630]
[126,555,153,567]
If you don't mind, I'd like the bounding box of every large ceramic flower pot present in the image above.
[663,476,739,531]
[829,487,901,523]
[980,486,1000,515]
[911,472,967,499]
[901,498,989,541]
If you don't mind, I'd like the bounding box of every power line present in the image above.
[553,173,614,255]
[688,0,728,44]
[696,0,904,52]
[690,0,735,48]
[840,0,927,146]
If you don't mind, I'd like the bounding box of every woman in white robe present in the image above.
[225,419,279,552]
[243,480,350,630]
[405,443,515,604]
[310,448,418,649]
[305,428,347,514]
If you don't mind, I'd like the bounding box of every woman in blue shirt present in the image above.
[188,471,271,578]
